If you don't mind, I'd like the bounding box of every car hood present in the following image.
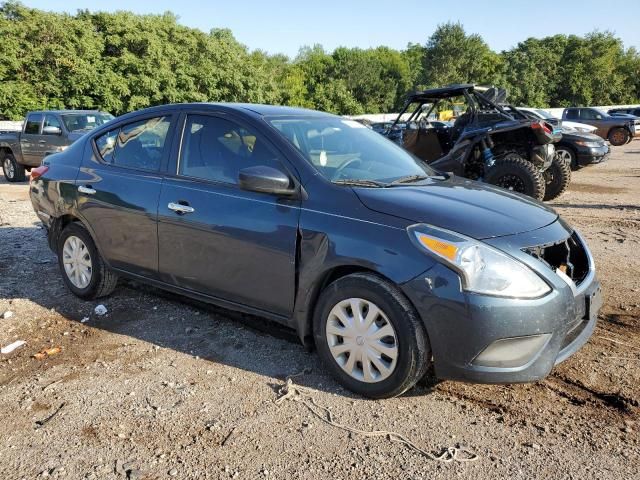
[562,131,606,143]
[354,177,558,240]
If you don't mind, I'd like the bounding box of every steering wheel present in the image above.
[331,158,363,180]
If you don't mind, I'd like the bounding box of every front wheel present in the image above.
[57,222,118,299]
[2,154,26,182]
[543,154,572,201]
[313,273,430,399]
[484,154,546,201]
[608,128,630,146]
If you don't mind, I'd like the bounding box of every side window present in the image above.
[94,116,171,171]
[43,114,62,134]
[24,114,43,134]
[179,114,281,184]
[95,129,118,164]
[565,109,579,120]
[582,109,601,120]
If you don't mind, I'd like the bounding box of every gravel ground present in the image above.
[0,142,638,480]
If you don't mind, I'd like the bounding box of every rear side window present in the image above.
[94,116,171,171]
[24,114,43,134]
[565,109,579,120]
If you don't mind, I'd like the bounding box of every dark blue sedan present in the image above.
[29,103,601,398]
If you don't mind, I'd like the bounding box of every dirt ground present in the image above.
[0,142,638,480]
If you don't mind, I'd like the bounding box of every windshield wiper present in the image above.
[333,179,387,188]
[388,174,431,185]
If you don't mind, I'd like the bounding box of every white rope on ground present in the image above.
[275,375,479,464]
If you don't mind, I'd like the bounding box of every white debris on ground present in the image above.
[94,305,108,316]
[2,310,13,319]
[81,317,90,323]
[1,340,26,354]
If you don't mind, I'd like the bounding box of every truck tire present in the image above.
[608,128,629,146]
[484,154,546,201]
[2,153,26,182]
[543,153,572,201]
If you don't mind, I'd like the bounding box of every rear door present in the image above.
[20,113,43,166]
[76,113,176,278]
[157,110,301,317]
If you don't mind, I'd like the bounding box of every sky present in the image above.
[21,0,640,58]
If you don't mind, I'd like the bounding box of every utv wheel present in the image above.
[313,273,430,399]
[57,222,118,299]
[608,128,629,146]
[556,146,577,170]
[484,154,546,201]
[543,153,572,201]
[2,154,26,182]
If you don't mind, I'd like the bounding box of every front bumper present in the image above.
[576,144,610,166]
[401,220,602,384]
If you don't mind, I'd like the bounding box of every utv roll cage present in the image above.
[388,83,529,132]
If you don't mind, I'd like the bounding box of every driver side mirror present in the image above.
[42,126,62,135]
[238,166,297,196]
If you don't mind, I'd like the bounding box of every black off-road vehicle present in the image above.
[383,84,559,200]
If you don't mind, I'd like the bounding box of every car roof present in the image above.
[406,83,475,101]
[29,110,108,115]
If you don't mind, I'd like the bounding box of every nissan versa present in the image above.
[29,103,602,398]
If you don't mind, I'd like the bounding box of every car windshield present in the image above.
[267,116,436,186]
[61,113,114,132]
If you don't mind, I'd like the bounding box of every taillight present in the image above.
[531,121,552,135]
[30,165,49,183]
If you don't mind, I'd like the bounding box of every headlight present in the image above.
[574,140,602,147]
[408,224,551,299]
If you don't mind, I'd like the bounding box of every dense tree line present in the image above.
[1,1,639,119]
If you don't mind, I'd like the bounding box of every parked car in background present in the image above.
[517,108,610,170]
[0,110,114,181]
[608,107,640,118]
[562,107,638,146]
[518,107,597,133]
[29,102,601,398]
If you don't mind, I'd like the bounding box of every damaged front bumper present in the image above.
[401,220,601,384]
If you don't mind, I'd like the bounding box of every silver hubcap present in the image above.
[325,298,398,383]
[557,150,572,164]
[4,158,14,178]
[62,236,92,289]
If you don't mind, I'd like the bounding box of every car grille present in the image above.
[523,232,590,287]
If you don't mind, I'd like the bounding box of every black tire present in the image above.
[313,273,430,399]
[484,154,546,201]
[543,153,572,201]
[608,128,630,146]
[2,153,26,182]
[57,222,118,299]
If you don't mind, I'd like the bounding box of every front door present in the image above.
[40,114,68,156]
[76,114,175,278]
[157,112,300,317]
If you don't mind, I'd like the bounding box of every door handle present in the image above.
[168,202,195,214]
[78,185,96,195]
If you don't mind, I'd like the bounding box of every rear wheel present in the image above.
[484,154,546,201]
[608,128,629,146]
[57,223,118,299]
[314,273,430,399]
[543,153,572,201]
[2,154,26,182]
